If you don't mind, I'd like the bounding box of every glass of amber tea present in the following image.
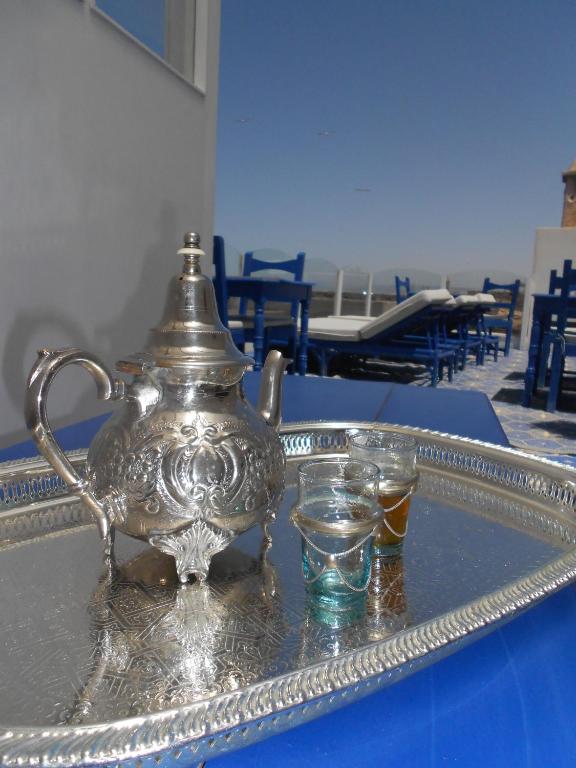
[349,431,418,556]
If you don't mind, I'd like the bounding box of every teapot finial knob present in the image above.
[183,232,200,248]
[179,232,204,276]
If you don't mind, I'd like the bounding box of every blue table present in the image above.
[226,277,313,374]
[3,378,576,767]
[0,377,507,462]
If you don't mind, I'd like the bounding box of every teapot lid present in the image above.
[116,233,253,379]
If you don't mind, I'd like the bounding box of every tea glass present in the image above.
[349,430,418,556]
[291,458,381,611]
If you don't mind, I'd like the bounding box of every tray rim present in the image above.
[3,419,576,484]
[1,420,576,767]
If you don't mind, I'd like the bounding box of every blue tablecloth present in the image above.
[0,376,508,462]
[246,375,508,444]
[3,377,575,767]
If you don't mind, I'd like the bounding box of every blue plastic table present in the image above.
[226,277,313,373]
[2,378,576,767]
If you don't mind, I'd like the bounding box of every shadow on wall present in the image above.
[0,204,179,451]
[94,203,179,357]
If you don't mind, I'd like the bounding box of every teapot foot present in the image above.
[261,507,277,543]
[150,521,233,583]
[98,526,115,561]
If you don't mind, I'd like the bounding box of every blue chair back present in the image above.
[549,267,562,294]
[550,260,576,334]
[240,250,305,317]
[541,260,576,410]
[395,276,412,303]
[481,277,520,320]
[212,235,229,325]
[549,260,576,295]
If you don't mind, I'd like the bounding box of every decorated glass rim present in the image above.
[291,458,381,537]
[348,429,419,490]
[348,429,417,455]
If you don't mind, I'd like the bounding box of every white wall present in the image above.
[520,227,576,348]
[0,0,220,448]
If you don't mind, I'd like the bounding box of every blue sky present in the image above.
[215,0,576,277]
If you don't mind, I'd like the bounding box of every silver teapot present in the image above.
[25,233,288,583]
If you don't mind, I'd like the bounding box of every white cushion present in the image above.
[321,316,366,325]
[359,289,452,340]
[454,294,480,306]
[307,317,364,341]
[307,289,453,342]
[229,317,292,329]
[474,293,496,304]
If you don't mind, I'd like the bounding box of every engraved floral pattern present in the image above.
[122,446,163,501]
[87,415,285,524]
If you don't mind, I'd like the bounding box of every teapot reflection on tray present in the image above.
[66,536,284,724]
[25,233,288,583]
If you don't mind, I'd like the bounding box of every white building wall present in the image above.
[0,0,220,447]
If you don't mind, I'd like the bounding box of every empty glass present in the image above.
[290,458,381,611]
[349,430,418,556]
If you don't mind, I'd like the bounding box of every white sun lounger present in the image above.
[306,289,455,384]
[308,289,453,341]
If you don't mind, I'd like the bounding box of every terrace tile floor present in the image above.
[435,349,576,456]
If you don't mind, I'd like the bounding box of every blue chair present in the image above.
[535,261,576,390]
[480,278,520,356]
[541,260,576,411]
[395,276,414,304]
[442,293,501,366]
[240,249,306,368]
[212,236,245,347]
[439,297,487,368]
[405,294,495,370]
[240,250,305,311]
[549,265,571,294]
[212,235,230,326]
[213,238,307,368]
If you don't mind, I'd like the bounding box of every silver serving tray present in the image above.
[1,421,576,767]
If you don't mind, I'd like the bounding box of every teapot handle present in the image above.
[25,348,125,553]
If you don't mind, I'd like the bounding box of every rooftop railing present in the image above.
[224,247,525,320]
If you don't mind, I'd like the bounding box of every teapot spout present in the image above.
[258,350,289,430]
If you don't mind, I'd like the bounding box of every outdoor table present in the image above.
[1,377,575,767]
[523,292,576,406]
[226,276,313,374]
